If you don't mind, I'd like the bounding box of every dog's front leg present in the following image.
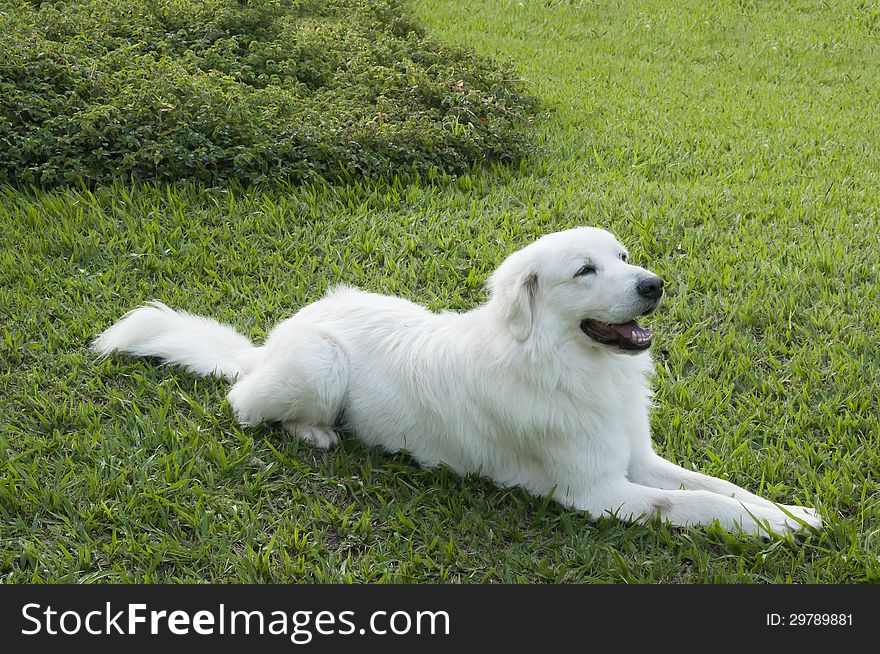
[566,479,816,536]
[627,451,821,528]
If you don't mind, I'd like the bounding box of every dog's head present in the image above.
[488,227,663,353]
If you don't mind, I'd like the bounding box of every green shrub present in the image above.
[0,0,536,187]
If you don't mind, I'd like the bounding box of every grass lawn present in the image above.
[2,0,879,582]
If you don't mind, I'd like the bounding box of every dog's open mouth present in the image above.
[580,319,652,351]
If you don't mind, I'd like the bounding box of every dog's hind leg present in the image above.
[226,325,348,450]
[281,423,339,450]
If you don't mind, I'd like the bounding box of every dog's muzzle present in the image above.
[581,274,663,351]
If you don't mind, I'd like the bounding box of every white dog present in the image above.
[94,227,821,536]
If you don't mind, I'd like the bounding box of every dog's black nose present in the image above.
[637,276,664,300]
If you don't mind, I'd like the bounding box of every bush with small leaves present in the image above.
[0,0,536,187]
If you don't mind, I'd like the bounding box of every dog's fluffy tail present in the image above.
[92,302,259,380]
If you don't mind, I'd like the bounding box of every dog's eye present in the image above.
[620,253,628,262]
[574,264,597,277]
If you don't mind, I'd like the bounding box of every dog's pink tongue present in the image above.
[612,321,651,345]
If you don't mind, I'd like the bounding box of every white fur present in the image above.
[93,227,822,537]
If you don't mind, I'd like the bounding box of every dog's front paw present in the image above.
[730,503,819,538]
[285,423,339,450]
[780,504,823,530]
[748,505,822,538]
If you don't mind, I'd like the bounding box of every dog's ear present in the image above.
[489,255,539,341]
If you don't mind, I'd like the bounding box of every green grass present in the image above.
[2,0,879,582]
